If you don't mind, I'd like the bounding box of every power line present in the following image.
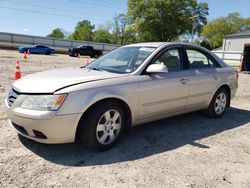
[69,0,125,10]
[0,5,111,21]
[2,0,107,18]
[85,0,127,7]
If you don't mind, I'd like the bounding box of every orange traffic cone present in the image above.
[24,51,27,59]
[27,49,30,58]
[12,61,21,80]
[78,53,80,58]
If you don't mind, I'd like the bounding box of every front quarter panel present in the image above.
[56,76,141,123]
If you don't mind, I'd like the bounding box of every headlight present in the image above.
[20,94,67,111]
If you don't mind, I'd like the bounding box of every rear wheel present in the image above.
[205,88,229,118]
[74,52,78,57]
[45,50,51,55]
[77,101,125,151]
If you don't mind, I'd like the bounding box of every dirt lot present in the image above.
[0,49,250,188]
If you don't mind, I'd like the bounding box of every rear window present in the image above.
[186,49,220,69]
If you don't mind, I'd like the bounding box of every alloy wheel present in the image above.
[96,109,122,145]
[214,92,227,115]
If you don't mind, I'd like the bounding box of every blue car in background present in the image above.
[19,45,55,55]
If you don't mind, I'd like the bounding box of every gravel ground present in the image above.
[0,49,250,188]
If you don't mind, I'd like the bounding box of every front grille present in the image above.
[7,88,20,107]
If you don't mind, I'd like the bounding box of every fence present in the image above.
[212,51,243,67]
[0,32,120,52]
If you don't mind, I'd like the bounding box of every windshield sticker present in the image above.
[125,69,132,73]
[139,47,155,52]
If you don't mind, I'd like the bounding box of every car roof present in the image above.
[125,42,228,68]
[126,42,167,48]
[125,42,203,48]
[126,42,214,53]
[35,44,47,47]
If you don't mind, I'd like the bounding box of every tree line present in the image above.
[47,0,250,50]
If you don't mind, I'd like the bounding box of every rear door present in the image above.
[87,46,94,56]
[31,45,40,53]
[139,46,190,120]
[80,46,87,55]
[183,47,220,110]
[35,45,46,54]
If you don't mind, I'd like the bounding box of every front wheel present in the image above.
[77,101,125,151]
[205,88,229,118]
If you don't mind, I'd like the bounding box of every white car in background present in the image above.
[5,42,238,151]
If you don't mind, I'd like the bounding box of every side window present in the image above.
[187,49,216,69]
[153,49,181,72]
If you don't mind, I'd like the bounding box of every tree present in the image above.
[201,18,229,49]
[123,25,138,44]
[112,14,128,45]
[127,0,208,42]
[201,13,250,49]
[93,29,112,43]
[47,28,65,39]
[69,20,95,41]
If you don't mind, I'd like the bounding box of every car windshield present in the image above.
[86,46,156,73]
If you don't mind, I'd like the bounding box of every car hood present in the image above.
[13,68,127,93]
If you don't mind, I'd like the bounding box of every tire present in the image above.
[77,101,125,151]
[205,88,229,118]
[45,50,51,55]
[74,52,78,57]
[94,54,99,58]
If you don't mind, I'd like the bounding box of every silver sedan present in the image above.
[5,43,238,151]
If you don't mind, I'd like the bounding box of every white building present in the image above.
[213,30,250,68]
[222,30,250,52]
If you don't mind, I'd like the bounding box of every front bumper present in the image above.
[4,99,81,144]
[18,48,24,53]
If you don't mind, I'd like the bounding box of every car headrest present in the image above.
[191,61,205,68]
[165,56,180,70]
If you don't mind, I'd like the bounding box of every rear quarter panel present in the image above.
[208,67,238,105]
[218,67,238,97]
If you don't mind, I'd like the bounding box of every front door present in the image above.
[139,48,190,120]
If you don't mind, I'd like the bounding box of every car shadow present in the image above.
[19,107,250,166]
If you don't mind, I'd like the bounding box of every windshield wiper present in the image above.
[86,67,102,71]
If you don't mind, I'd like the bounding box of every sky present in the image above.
[0,0,249,37]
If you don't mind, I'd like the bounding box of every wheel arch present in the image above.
[75,97,133,140]
[215,84,231,108]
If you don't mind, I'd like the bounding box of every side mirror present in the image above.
[146,64,168,73]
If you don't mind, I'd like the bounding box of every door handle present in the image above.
[180,78,189,84]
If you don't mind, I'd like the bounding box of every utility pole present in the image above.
[190,15,199,43]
